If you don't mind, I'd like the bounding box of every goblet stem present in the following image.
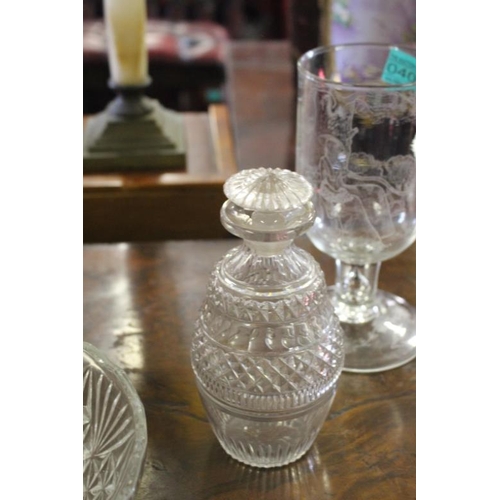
[327,258,416,373]
[332,260,381,324]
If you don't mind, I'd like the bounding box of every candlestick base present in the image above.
[83,92,186,172]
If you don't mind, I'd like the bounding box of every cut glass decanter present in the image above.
[191,167,344,468]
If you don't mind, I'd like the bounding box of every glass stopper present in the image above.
[223,167,313,212]
[221,168,315,241]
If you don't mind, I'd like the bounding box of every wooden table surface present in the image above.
[83,237,416,499]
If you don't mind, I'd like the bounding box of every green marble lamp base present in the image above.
[83,85,186,172]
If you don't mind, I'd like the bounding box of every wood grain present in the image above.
[83,238,416,499]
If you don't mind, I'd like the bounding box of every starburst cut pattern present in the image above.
[83,344,147,500]
[223,168,313,212]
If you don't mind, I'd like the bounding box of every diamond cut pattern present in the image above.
[206,280,326,325]
[193,316,343,412]
[192,242,344,413]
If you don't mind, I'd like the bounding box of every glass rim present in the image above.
[297,43,416,90]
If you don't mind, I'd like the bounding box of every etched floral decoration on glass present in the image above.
[296,44,416,373]
[191,167,344,468]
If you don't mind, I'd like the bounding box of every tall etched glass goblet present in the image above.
[296,44,416,373]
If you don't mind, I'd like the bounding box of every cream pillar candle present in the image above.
[104,0,148,86]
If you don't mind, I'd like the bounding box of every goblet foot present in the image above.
[329,288,416,373]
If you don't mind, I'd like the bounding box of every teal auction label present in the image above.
[381,48,416,86]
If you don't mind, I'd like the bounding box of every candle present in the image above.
[104,0,149,86]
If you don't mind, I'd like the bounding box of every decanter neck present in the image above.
[220,200,315,246]
[218,243,319,296]
[245,240,291,257]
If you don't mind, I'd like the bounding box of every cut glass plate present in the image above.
[83,342,147,500]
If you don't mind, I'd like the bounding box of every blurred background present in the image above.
[83,0,415,242]
[83,0,415,163]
